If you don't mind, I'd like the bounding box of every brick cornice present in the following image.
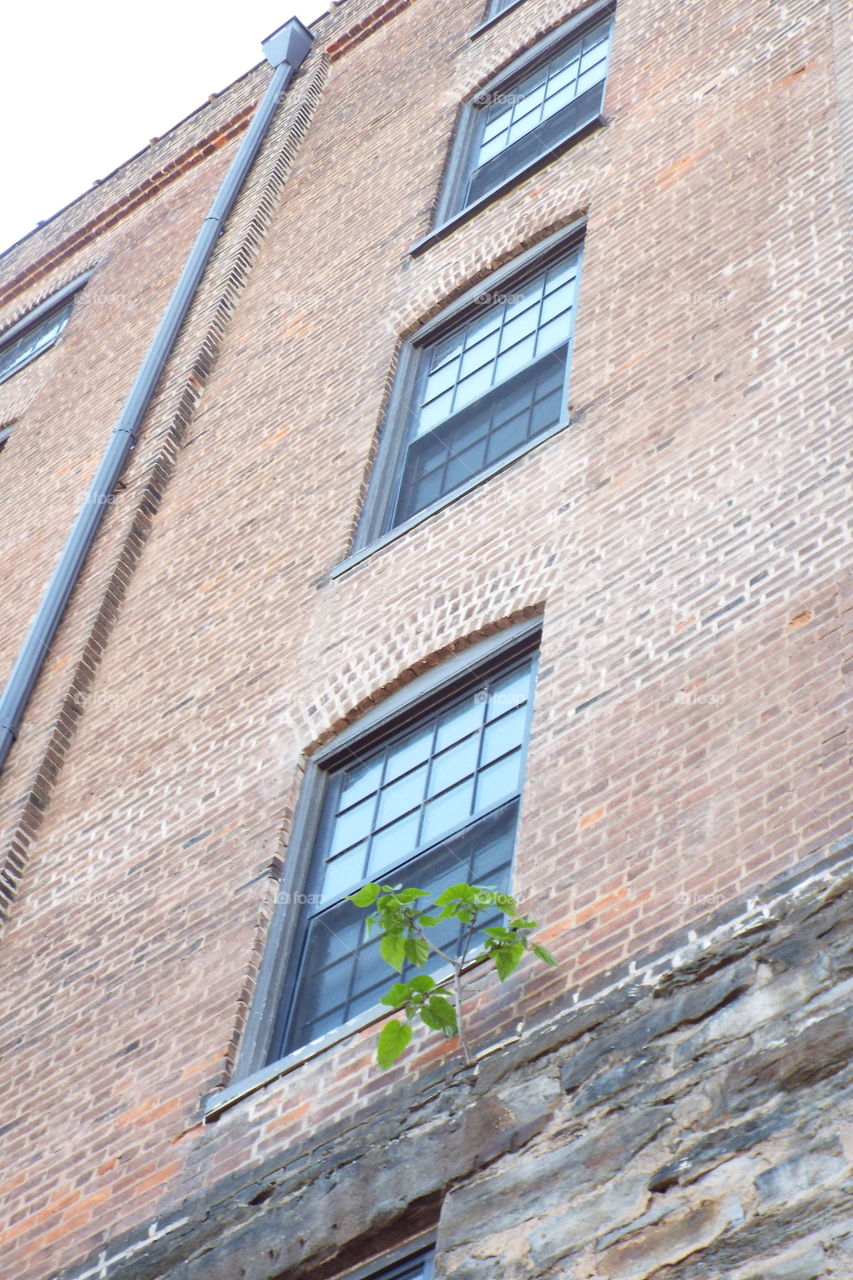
[326,0,416,61]
[0,105,255,313]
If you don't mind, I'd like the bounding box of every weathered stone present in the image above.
[745,1243,828,1280]
[597,1197,742,1280]
[572,1051,659,1112]
[755,1143,847,1204]
[647,1110,791,1192]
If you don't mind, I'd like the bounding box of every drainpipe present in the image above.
[0,17,313,775]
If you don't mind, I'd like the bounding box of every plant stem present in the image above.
[414,924,472,1065]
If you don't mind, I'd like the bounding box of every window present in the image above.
[0,424,12,455]
[255,624,539,1065]
[360,232,582,544]
[0,273,90,386]
[487,0,522,15]
[362,1249,434,1280]
[445,5,614,219]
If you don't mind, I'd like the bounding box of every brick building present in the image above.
[0,0,850,1277]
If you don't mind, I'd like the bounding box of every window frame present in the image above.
[351,222,585,561]
[471,0,527,37]
[0,271,92,386]
[416,0,614,252]
[232,618,541,1092]
[334,1243,436,1280]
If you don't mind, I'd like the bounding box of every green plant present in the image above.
[348,880,557,1069]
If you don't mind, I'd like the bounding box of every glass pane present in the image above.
[547,56,580,96]
[385,724,434,782]
[430,330,464,370]
[376,763,428,826]
[424,356,461,400]
[321,840,369,897]
[436,696,485,750]
[367,811,421,877]
[475,750,521,812]
[535,311,573,357]
[465,304,504,346]
[307,955,353,1017]
[442,437,488,491]
[505,277,543,320]
[454,363,496,411]
[481,706,526,766]
[429,733,481,797]
[479,133,510,165]
[339,756,383,808]
[499,303,541,353]
[495,334,537,383]
[485,411,530,463]
[418,388,455,432]
[577,61,607,95]
[329,794,375,855]
[487,665,532,719]
[421,777,476,845]
[304,909,362,967]
[540,282,574,324]
[459,329,501,378]
[407,467,445,515]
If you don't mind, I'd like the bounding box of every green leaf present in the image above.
[434,882,476,907]
[493,941,525,980]
[377,1019,413,1069]
[380,932,407,972]
[407,974,436,993]
[427,994,457,1034]
[417,914,439,926]
[349,883,380,907]
[396,887,425,903]
[404,936,430,967]
[533,943,558,966]
[380,982,413,1007]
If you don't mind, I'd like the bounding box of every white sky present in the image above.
[0,0,332,257]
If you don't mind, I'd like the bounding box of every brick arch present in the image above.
[289,584,555,759]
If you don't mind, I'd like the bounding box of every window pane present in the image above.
[339,757,383,807]
[475,750,522,811]
[458,19,612,215]
[329,795,375,856]
[276,655,536,1059]
[321,840,369,898]
[435,696,485,751]
[385,724,435,782]
[368,811,421,878]
[429,734,481,796]
[481,706,527,765]
[421,777,476,844]
[376,764,429,826]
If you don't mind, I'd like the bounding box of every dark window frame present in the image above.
[0,271,92,386]
[336,1244,436,1280]
[351,223,585,559]
[417,1,615,251]
[235,618,541,1082]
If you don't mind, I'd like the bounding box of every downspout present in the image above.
[0,17,313,775]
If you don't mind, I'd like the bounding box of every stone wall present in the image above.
[55,847,853,1280]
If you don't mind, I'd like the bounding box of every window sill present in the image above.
[204,1002,391,1120]
[328,414,571,581]
[468,0,527,40]
[205,952,500,1121]
[410,115,606,257]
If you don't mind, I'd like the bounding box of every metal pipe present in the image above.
[0,18,313,773]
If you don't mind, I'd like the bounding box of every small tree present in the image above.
[348,881,557,1069]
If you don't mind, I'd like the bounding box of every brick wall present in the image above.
[0,0,848,1276]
